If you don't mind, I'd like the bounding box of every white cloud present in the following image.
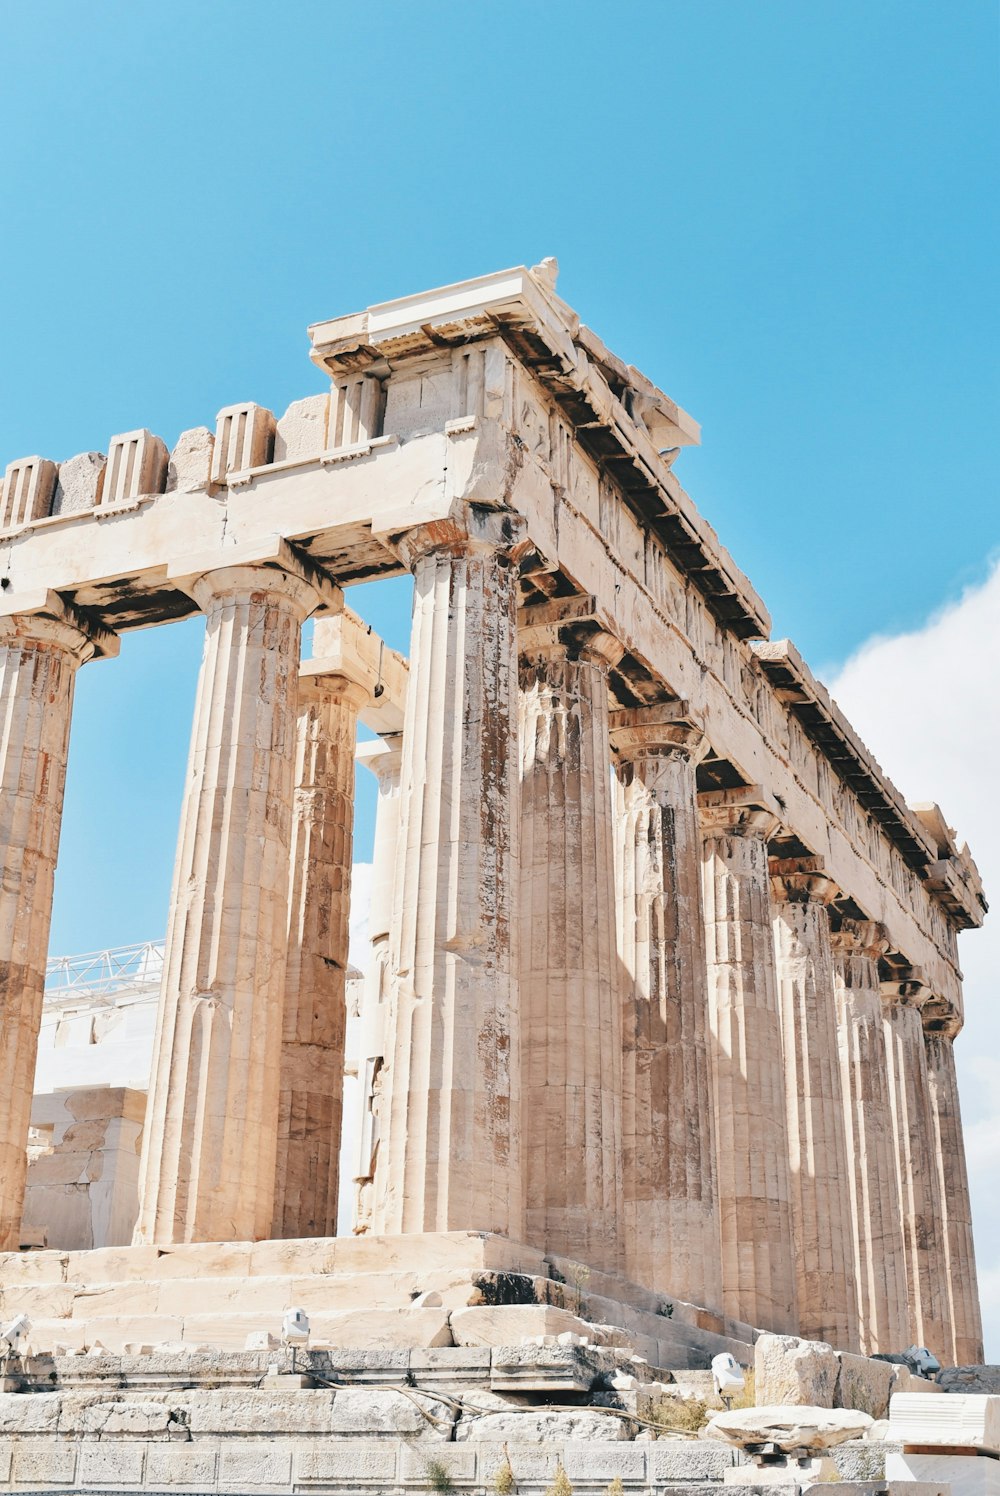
[827,558,1000,1360]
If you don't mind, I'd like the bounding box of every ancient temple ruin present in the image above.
[0,263,985,1399]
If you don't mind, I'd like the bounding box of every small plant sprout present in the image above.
[546,1463,573,1496]
[492,1458,516,1493]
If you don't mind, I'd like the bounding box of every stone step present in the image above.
[0,1233,753,1371]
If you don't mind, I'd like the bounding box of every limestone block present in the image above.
[410,1345,492,1382]
[0,1282,75,1318]
[70,1280,160,1317]
[490,1340,604,1393]
[71,1397,175,1437]
[156,1275,289,1318]
[145,1242,256,1279]
[52,451,106,513]
[219,1443,293,1488]
[0,1247,68,1283]
[888,1452,1000,1496]
[755,1333,839,1408]
[166,427,215,491]
[562,1441,648,1480]
[294,1441,397,1482]
[1,456,57,528]
[77,1443,147,1486]
[329,1387,455,1439]
[145,1445,219,1488]
[836,1354,895,1419]
[11,1443,77,1485]
[103,429,168,504]
[184,1390,336,1436]
[831,1437,902,1481]
[64,1244,174,1282]
[451,1304,595,1347]
[0,1390,62,1434]
[888,1392,1000,1450]
[649,1440,741,1481]
[211,401,275,478]
[247,1238,338,1276]
[706,1406,874,1450]
[308,1307,453,1349]
[456,1407,631,1442]
[399,1442,478,1481]
[473,1442,561,1484]
[274,394,330,462]
[0,1442,10,1483]
[889,1365,940,1395]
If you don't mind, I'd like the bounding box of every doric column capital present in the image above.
[392,507,528,571]
[518,593,626,672]
[356,733,403,788]
[297,663,370,712]
[880,965,932,1010]
[169,536,342,620]
[609,701,709,767]
[189,563,325,623]
[698,784,782,841]
[0,590,118,664]
[920,994,963,1039]
[829,917,890,960]
[769,855,840,906]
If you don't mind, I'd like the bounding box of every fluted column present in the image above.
[519,616,624,1273]
[831,918,909,1353]
[0,601,115,1250]
[771,857,859,1349]
[272,670,367,1239]
[699,787,797,1334]
[882,973,950,1355]
[352,735,402,1234]
[135,559,329,1244]
[925,1019,984,1365]
[372,510,525,1239]
[610,704,721,1307]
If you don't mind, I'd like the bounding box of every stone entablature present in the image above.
[0,261,985,1368]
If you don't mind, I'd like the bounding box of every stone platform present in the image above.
[0,1343,904,1496]
[0,1231,753,1370]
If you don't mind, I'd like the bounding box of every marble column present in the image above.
[610,704,722,1308]
[771,857,859,1349]
[831,918,909,1354]
[519,616,624,1274]
[135,560,328,1245]
[371,510,524,1240]
[925,1018,984,1364]
[352,735,402,1234]
[272,670,368,1240]
[0,602,115,1251]
[882,974,950,1356]
[699,787,797,1334]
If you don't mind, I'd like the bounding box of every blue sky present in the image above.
[1,1,996,954]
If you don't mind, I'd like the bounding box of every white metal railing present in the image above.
[44,940,165,1002]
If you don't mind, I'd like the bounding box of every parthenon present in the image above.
[0,262,985,1392]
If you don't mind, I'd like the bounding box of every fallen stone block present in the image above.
[706,1405,874,1450]
[888,1392,1000,1450]
[836,1352,895,1419]
[755,1333,839,1408]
